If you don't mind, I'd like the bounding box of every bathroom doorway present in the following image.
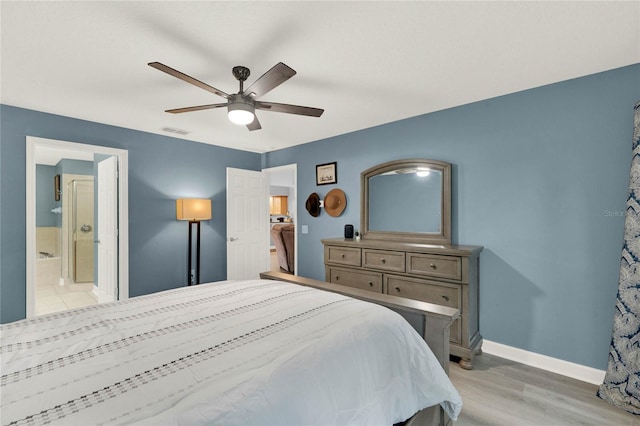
[263,164,297,275]
[26,137,129,317]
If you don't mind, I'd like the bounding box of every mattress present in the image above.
[1,279,462,425]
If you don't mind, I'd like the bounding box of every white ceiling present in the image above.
[2,1,639,154]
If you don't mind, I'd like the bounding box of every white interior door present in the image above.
[97,156,118,302]
[226,167,269,280]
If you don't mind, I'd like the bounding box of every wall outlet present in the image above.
[301,225,309,234]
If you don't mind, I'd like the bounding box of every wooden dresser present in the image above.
[322,237,483,369]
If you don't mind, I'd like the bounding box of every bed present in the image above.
[1,275,461,425]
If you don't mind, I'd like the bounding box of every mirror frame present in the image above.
[361,158,452,244]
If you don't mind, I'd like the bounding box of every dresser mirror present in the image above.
[361,159,451,244]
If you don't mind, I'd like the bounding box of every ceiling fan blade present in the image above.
[165,103,227,114]
[243,62,296,99]
[246,116,262,131]
[255,101,324,117]
[149,62,230,99]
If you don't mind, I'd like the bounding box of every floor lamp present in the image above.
[176,198,212,285]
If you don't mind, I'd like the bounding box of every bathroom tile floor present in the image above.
[35,282,98,316]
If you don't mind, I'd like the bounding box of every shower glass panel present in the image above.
[68,179,94,283]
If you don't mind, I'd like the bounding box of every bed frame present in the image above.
[260,271,459,426]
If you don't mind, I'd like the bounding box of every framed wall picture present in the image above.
[316,162,337,185]
[54,174,61,201]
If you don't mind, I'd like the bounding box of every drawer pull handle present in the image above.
[368,282,373,287]
[394,286,400,292]
[381,258,386,263]
[341,254,345,258]
[442,295,450,302]
[430,263,437,270]
[335,275,339,280]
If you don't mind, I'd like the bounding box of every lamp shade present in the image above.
[176,198,212,221]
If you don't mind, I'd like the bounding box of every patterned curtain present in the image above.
[598,101,640,415]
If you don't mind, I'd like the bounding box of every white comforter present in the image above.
[1,279,461,425]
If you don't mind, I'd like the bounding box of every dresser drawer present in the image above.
[362,249,405,273]
[406,253,462,281]
[327,266,382,292]
[325,246,361,267]
[384,275,461,309]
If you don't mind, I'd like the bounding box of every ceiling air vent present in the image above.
[161,127,190,135]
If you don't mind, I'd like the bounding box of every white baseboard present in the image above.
[92,285,114,304]
[482,340,605,385]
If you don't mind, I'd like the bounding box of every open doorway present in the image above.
[264,164,297,275]
[26,137,129,318]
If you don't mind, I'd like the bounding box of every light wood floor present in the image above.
[449,353,639,425]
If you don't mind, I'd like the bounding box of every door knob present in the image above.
[229,237,239,241]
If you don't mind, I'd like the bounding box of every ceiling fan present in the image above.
[148,61,324,131]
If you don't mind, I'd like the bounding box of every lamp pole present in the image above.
[176,198,211,286]
[188,220,202,285]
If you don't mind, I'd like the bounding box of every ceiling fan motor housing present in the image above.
[228,94,255,125]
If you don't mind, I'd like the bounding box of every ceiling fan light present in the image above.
[228,102,255,125]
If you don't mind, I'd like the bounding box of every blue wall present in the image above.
[264,64,640,370]
[58,159,93,175]
[0,105,261,323]
[35,165,57,227]
[2,65,638,370]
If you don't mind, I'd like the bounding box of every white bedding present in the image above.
[1,279,462,425]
